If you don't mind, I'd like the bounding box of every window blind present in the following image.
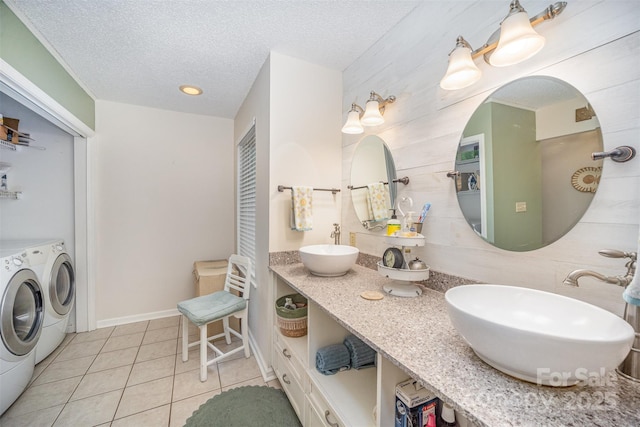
[237,125,256,286]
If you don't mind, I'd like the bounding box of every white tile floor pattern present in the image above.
[0,315,280,426]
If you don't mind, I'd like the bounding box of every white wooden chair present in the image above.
[177,254,252,381]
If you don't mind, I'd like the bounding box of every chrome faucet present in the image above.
[564,250,640,383]
[563,249,637,287]
[330,223,341,245]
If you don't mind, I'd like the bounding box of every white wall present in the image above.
[343,0,639,315]
[94,100,234,324]
[234,54,271,372]
[536,96,600,140]
[269,52,343,250]
[0,92,75,255]
[235,51,342,374]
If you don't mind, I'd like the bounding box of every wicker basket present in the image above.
[275,293,308,337]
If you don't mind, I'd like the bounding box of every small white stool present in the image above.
[177,254,252,381]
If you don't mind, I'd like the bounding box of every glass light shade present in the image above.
[440,45,482,90]
[361,100,385,126]
[489,11,545,67]
[341,110,364,134]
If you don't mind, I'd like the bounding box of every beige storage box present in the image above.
[194,260,229,296]
[193,259,239,337]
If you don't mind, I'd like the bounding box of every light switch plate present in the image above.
[349,232,356,246]
[515,202,527,213]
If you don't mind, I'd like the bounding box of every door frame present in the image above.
[1,59,96,331]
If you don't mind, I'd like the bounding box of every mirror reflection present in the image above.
[455,76,603,251]
[350,135,398,230]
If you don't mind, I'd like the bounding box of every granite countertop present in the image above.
[270,263,640,427]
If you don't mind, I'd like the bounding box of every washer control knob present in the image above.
[12,257,23,266]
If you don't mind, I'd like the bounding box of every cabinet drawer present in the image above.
[274,328,306,383]
[274,350,305,421]
[308,382,346,427]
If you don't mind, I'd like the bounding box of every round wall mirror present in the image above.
[350,135,398,230]
[455,76,603,251]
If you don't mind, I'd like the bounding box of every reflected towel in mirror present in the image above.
[367,182,390,221]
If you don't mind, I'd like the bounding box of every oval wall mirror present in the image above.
[350,135,398,230]
[455,76,603,251]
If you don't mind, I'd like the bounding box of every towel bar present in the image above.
[348,176,409,190]
[278,185,340,195]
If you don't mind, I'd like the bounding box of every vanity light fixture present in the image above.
[341,91,396,134]
[440,1,567,90]
[179,85,203,96]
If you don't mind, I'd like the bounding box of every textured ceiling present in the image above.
[6,0,421,118]
[489,76,582,110]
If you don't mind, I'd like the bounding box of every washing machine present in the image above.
[0,248,44,415]
[0,240,75,364]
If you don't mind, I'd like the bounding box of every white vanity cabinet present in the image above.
[273,274,408,427]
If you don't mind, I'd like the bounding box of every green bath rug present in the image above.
[184,385,301,427]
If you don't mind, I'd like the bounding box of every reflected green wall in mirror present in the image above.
[455,76,603,251]
[350,135,398,230]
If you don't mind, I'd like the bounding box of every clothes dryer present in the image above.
[0,240,75,364]
[0,248,44,415]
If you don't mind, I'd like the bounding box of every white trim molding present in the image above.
[0,59,94,138]
[0,59,96,332]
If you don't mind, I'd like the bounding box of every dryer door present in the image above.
[1,269,44,356]
[49,253,75,316]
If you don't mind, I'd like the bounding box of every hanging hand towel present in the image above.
[315,344,351,375]
[344,334,376,369]
[290,186,313,231]
[367,182,390,221]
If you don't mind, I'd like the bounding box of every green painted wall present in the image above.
[491,103,541,251]
[0,1,95,129]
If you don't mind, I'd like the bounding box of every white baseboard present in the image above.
[96,308,180,329]
[249,329,276,382]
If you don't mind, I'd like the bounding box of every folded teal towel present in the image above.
[315,344,351,375]
[344,334,376,369]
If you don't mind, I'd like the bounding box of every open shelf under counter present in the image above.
[308,366,377,427]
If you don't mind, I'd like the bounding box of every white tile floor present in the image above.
[0,315,279,426]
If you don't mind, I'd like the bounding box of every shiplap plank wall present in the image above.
[342,0,640,314]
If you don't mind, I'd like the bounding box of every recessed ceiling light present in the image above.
[179,85,203,96]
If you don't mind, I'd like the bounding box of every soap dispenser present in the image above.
[387,209,401,236]
[403,211,416,237]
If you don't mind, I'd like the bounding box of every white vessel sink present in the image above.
[299,244,359,277]
[445,284,635,386]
